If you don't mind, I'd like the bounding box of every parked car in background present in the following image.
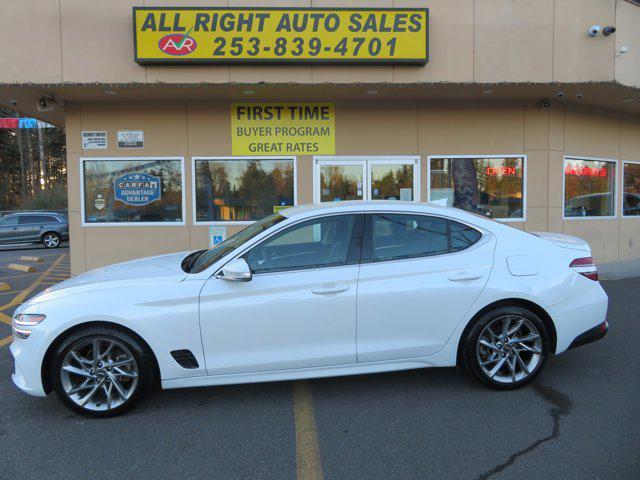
[0,212,69,248]
[10,202,608,417]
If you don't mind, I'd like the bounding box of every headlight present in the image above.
[12,314,46,339]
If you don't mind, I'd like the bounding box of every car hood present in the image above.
[32,251,192,301]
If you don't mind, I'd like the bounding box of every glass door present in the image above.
[314,160,367,203]
[314,157,420,203]
[368,159,419,201]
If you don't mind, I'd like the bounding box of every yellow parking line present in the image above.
[0,272,40,280]
[293,381,324,480]
[0,253,67,313]
[0,335,11,348]
[0,311,10,325]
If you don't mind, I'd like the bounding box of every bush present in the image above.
[22,186,68,210]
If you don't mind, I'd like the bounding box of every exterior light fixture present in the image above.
[366,89,379,95]
[481,89,494,95]
[243,90,255,95]
[104,90,118,95]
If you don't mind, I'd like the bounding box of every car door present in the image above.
[0,216,20,244]
[199,213,364,375]
[17,215,43,241]
[356,213,495,362]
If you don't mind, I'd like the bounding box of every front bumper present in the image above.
[10,338,48,397]
[568,321,608,350]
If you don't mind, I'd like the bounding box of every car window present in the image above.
[450,220,483,252]
[0,216,18,226]
[245,214,362,274]
[18,215,58,225]
[362,214,482,263]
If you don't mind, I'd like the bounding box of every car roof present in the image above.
[3,212,65,218]
[282,201,467,220]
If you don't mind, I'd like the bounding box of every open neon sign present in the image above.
[565,166,607,177]
[486,166,517,176]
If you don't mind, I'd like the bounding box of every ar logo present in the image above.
[158,32,197,56]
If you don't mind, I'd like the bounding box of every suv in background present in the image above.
[0,212,69,248]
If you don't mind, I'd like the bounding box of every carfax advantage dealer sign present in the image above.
[133,7,428,65]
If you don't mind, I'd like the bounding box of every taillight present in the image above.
[570,257,598,281]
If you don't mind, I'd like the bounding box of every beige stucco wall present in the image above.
[66,100,640,274]
[1,0,638,87]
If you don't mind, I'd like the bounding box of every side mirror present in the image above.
[220,258,252,282]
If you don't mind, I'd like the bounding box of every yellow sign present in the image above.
[231,103,335,156]
[133,8,428,65]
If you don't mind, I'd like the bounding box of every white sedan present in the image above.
[10,202,608,417]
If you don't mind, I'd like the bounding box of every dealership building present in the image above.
[1,0,639,276]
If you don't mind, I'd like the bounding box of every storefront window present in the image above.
[429,157,524,219]
[82,158,184,224]
[623,162,640,217]
[370,163,414,201]
[563,157,616,218]
[194,157,295,222]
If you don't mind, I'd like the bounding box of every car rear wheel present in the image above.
[462,306,549,390]
[42,232,61,248]
[51,326,156,417]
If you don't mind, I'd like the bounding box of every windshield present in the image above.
[189,213,287,273]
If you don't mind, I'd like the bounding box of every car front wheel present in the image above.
[51,326,156,417]
[462,306,549,390]
[42,232,61,248]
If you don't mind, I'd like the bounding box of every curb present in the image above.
[8,264,36,273]
[20,256,44,263]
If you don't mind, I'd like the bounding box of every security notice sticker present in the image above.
[231,103,335,155]
[133,7,428,65]
[117,130,144,149]
[82,131,107,150]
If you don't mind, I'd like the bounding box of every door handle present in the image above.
[447,272,483,282]
[311,285,349,295]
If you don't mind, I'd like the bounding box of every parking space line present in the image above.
[0,272,40,281]
[293,381,324,480]
[0,335,11,348]
[0,253,67,313]
[0,311,10,325]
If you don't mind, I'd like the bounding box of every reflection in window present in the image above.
[623,163,640,217]
[429,157,524,219]
[320,165,363,202]
[245,214,357,274]
[195,158,294,222]
[370,164,414,200]
[564,158,615,218]
[83,158,183,224]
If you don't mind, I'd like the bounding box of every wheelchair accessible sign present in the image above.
[114,172,161,206]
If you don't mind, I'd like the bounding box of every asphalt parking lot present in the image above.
[0,247,638,480]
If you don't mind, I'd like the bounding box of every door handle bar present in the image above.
[447,273,483,282]
[311,286,349,295]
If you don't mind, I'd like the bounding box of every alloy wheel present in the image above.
[43,234,60,248]
[60,337,139,412]
[475,315,543,384]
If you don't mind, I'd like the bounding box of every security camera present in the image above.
[541,99,551,110]
[9,99,18,106]
[36,95,61,112]
[576,92,584,99]
[603,26,616,36]
[588,25,601,37]
[556,91,565,99]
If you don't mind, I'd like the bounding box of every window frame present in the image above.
[562,155,618,221]
[192,156,298,226]
[427,154,527,223]
[80,156,187,227]
[360,212,485,265]
[312,155,421,204]
[622,160,640,219]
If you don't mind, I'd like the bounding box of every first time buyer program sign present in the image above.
[232,104,335,155]
[133,7,428,65]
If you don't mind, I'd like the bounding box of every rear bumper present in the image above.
[568,321,608,350]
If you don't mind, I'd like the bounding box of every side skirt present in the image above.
[161,344,458,390]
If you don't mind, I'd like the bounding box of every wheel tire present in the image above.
[42,232,61,248]
[50,326,156,418]
[461,306,550,390]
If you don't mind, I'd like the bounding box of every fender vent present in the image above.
[170,350,199,369]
